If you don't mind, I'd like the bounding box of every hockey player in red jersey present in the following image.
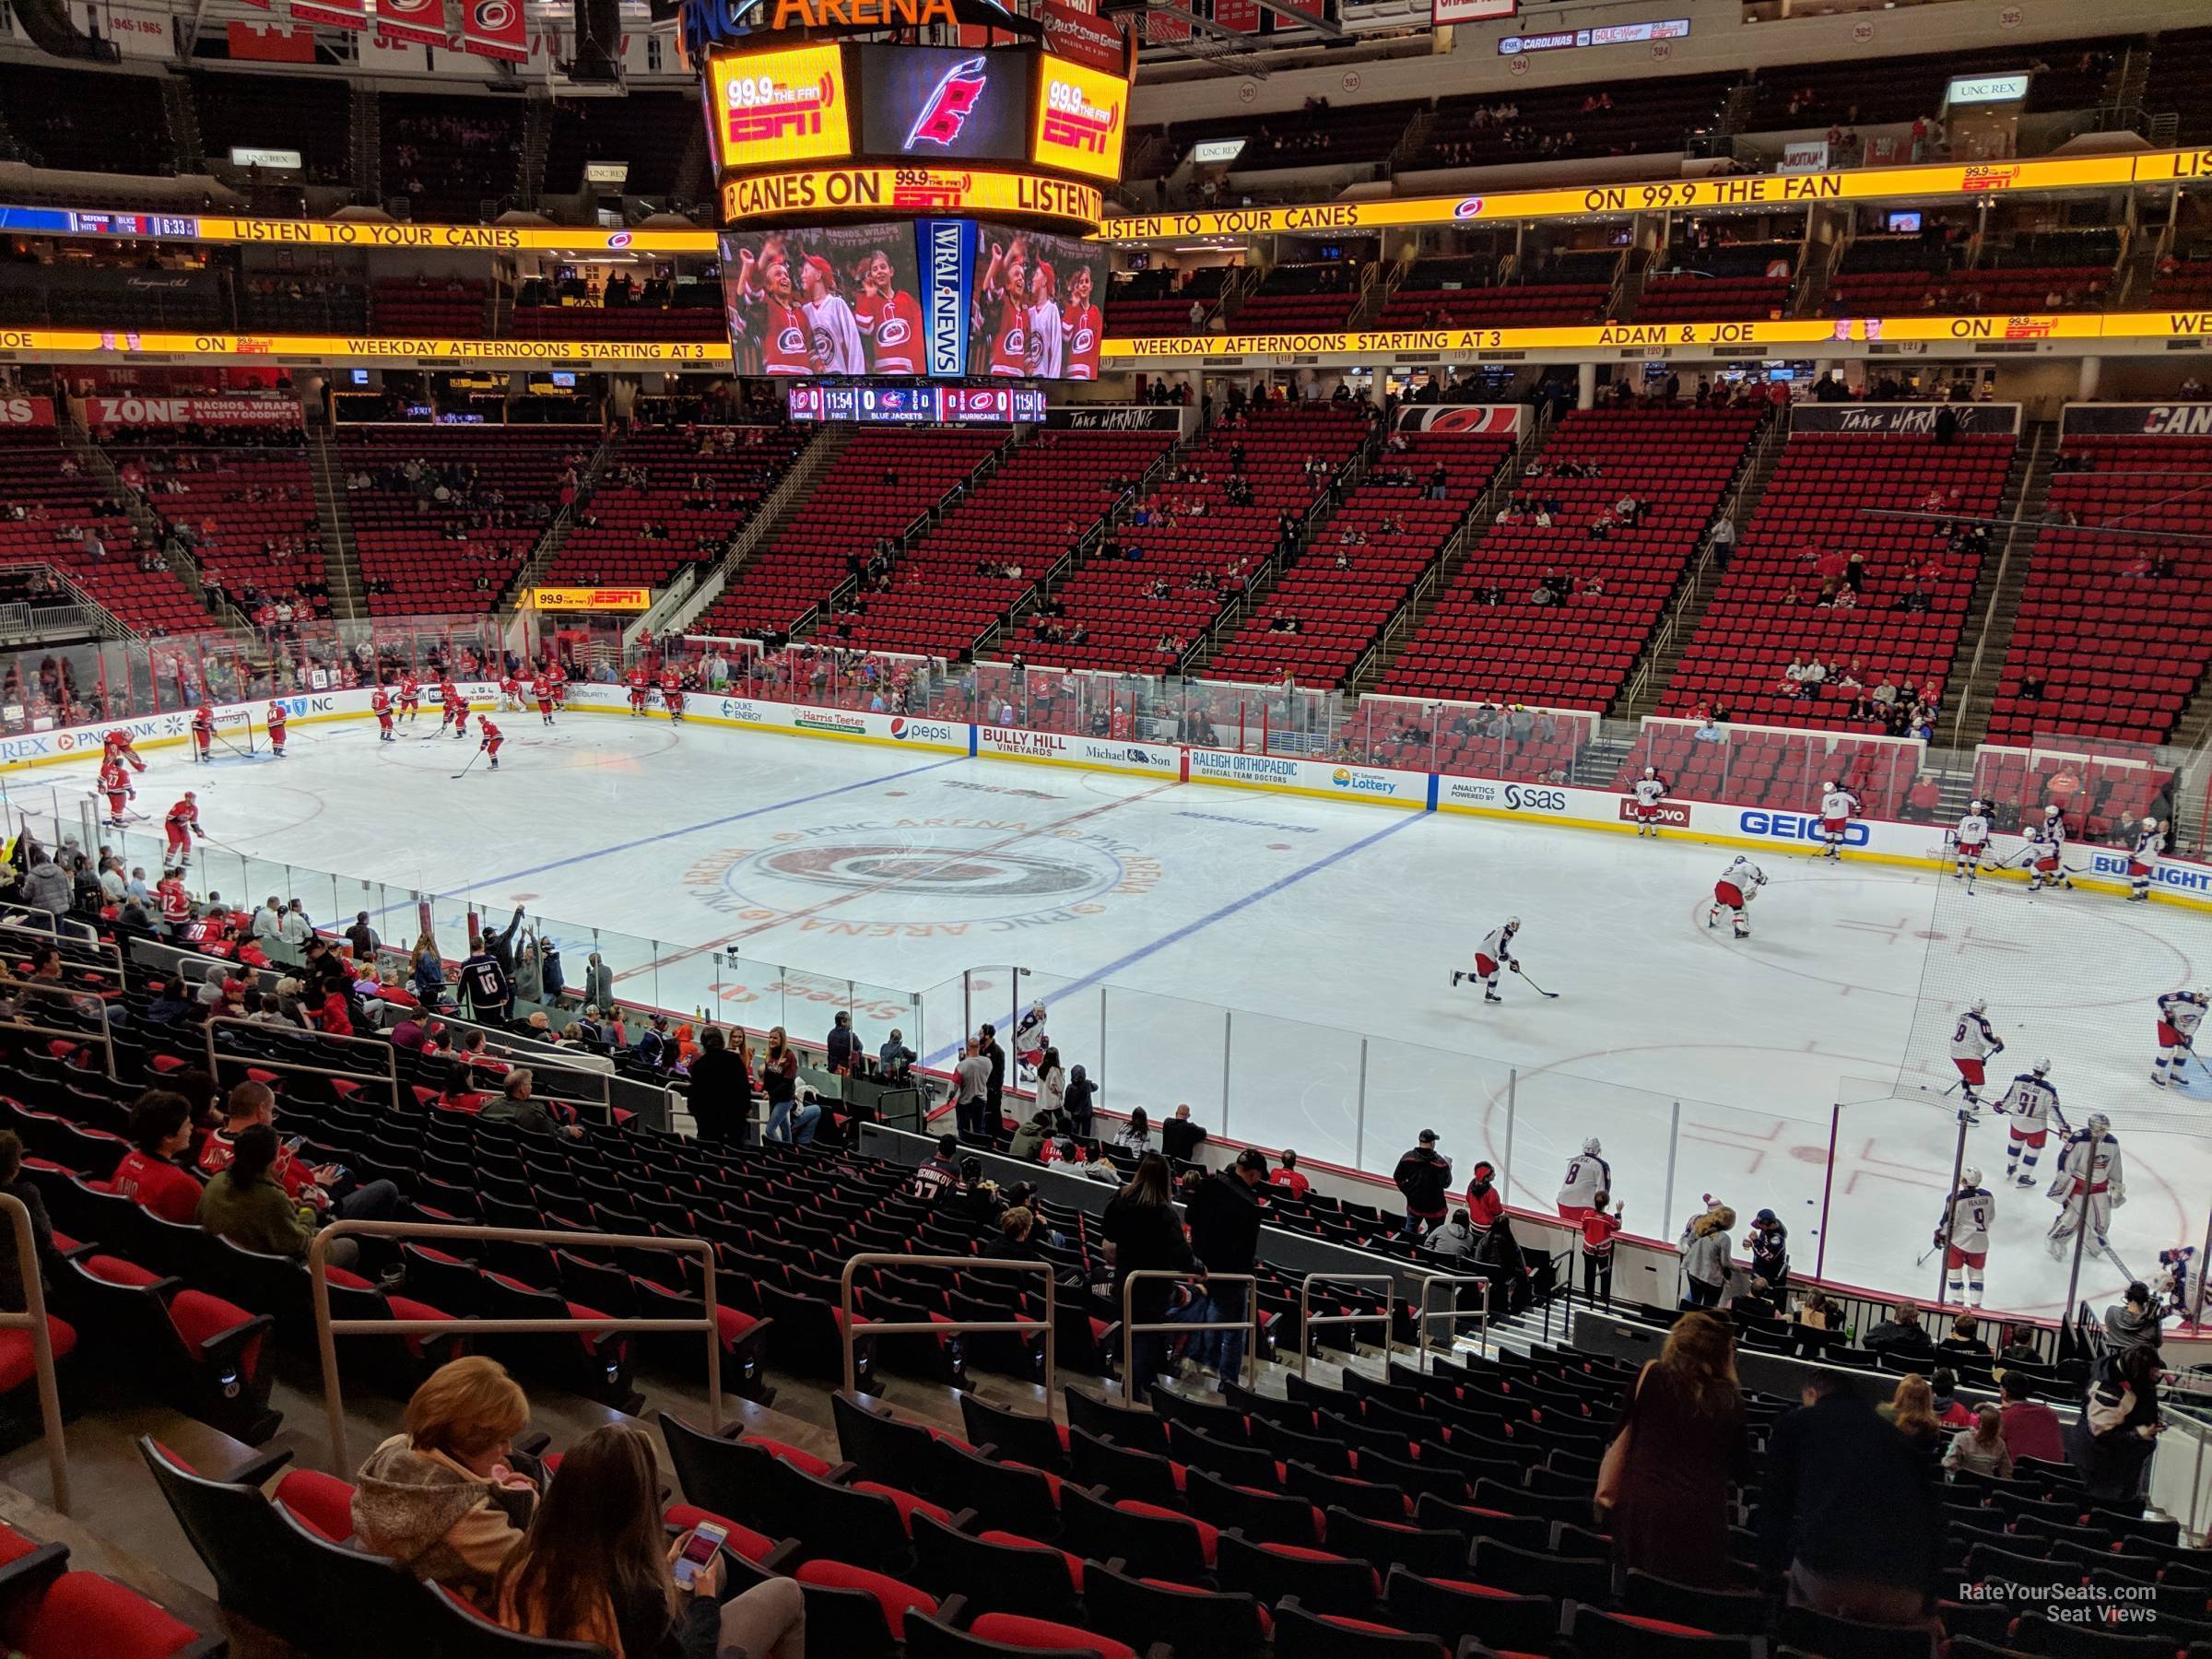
[164,792,202,865]
[101,726,147,778]
[627,665,652,717]
[97,756,131,829]
[265,699,288,758]
[547,661,569,708]
[499,673,522,712]
[371,684,394,742]
[397,674,421,723]
[437,681,462,735]
[478,717,503,771]
[530,673,555,726]
[190,700,215,763]
[660,668,687,724]
[449,696,472,740]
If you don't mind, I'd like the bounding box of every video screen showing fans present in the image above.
[719,223,927,380]
[967,225,1110,382]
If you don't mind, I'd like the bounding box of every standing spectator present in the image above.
[1034,1047,1067,1126]
[1393,1129,1453,1238]
[825,1011,859,1074]
[980,1022,1006,1131]
[1997,1372,2065,1465]
[457,938,512,1027]
[1114,1107,1153,1154]
[1746,1209,1789,1290]
[952,1037,993,1141]
[1599,1311,1748,1587]
[877,1028,917,1081]
[1946,1406,2012,1478]
[0,1134,60,1314]
[1101,1153,1198,1392]
[2071,1346,2164,1502]
[1160,1102,1208,1162]
[498,1423,805,1659]
[1710,512,1735,570]
[1759,1372,1945,1626]
[1182,1147,1268,1387]
[1061,1063,1096,1138]
[1581,1194,1622,1303]
[684,1026,753,1147]
[758,1028,813,1145]
[2104,1281,2164,1352]
[582,951,613,1013]
[1681,1206,1735,1308]
[345,911,380,960]
[1268,1148,1310,1198]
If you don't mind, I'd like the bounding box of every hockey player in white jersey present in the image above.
[1556,1138,1610,1220]
[2025,806,2075,894]
[1993,1058,2065,1187]
[2046,1114,2124,1263]
[1452,917,1520,1005]
[1936,1170,1994,1306]
[1818,781,1861,861]
[1707,856,1766,939]
[1948,998,2004,1107]
[2126,818,2167,901]
[1629,768,1671,838]
[1949,802,1992,889]
[2153,987,2207,1088]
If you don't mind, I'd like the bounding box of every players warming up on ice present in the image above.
[397,674,421,724]
[627,665,652,717]
[547,661,570,710]
[265,699,288,759]
[101,727,147,782]
[499,673,523,712]
[1708,855,1766,938]
[1818,781,1861,860]
[2153,987,2207,1088]
[98,755,131,829]
[1994,1058,2065,1187]
[371,684,394,742]
[1936,1170,1994,1306]
[1557,1138,1609,1219]
[1452,916,1520,1004]
[190,700,215,763]
[478,718,503,771]
[2046,1114,2124,1264]
[436,679,461,735]
[1629,767,1671,837]
[2026,806,2075,893]
[531,673,556,727]
[1949,998,2004,1107]
[450,697,472,740]
[2127,818,2167,901]
[660,668,687,724]
[164,792,202,867]
[1950,800,1990,889]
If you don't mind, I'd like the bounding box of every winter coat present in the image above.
[583,957,614,1011]
[351,1435,539,1605]
[19,858,69,914]
[1683,1224,1733,1289]
[1393,1147,1453,1218]
[1006,1115,1051,1162]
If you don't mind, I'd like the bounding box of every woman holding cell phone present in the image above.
[497,1423,806,1659]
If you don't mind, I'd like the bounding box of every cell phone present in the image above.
[283,1135,305,1155]
[673,1521,726,1588]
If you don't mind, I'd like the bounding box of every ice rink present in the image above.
[22,707,2211,1316]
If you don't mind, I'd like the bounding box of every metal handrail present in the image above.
[837,1253,1057,1406]
[1119,1269,1261,1395]
[1416,1274,1493,1369]
[203,1013,401,1112]
[5,979,120,1079]
[0,914,126,979]
[0,1194,66,1513]
[1296,1272,1396,1379]
[310,1218,721,1474]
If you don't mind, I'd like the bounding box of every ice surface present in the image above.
[18,709,2206,1316]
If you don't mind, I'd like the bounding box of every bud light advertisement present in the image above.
[858,44,1029,163]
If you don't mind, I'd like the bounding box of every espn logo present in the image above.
[724,72,839,147]
[1041,76,1123,154]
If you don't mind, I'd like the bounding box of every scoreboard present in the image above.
[785,382,1047,423]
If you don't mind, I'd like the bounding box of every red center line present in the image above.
[609,780,1181,985]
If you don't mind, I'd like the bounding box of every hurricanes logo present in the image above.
[906,55,990,148]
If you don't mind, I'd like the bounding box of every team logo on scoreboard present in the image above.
[906,54,992,148]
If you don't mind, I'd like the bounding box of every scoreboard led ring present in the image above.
[718,165,1103,230]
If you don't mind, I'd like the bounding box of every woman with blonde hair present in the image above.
[499,1423,805,1659]
[1597,1310,1748,1587]
[1681,1204,1735,1309]
[1881,1373,1945,1447]
[351,1356,540,1604]
[1946,1403,2013,1479]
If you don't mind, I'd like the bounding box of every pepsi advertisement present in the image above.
[856,44,1030,164]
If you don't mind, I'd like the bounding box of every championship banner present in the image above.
[87,394,301,427]
[1393,404,1524,434]
[1787,401,2021,437]
[288,0,370,29]
[460,0,525,59]
[2060,402,2212,439]
[718,166,1101,229]
[530,586,653,612]
[375,0,452,49]
[0,396,54,427]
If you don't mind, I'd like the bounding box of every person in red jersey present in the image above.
[102,726,147,777]
[437,678,462,734]
[397,672,421,722]
[265,699,288,758]
[190,700,215,763]
[659,668,686,724]
[98,755,132,829]
[479,717,504,771]
[157,866,193,935]
[853,247,924,376]
[530,672,555,726]
[1061,264,1103,382]
[164,792,202,865]
[735,243,813,378]
[371,683,394,742]
[547,661,569,707]
[450,696,472,740]
[975,235,1033,377]
[106,1091,204,1225]
[499,673,523,711]
[627,664,652,717]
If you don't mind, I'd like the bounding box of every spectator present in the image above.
[1794,1289,1837,1331]
[1997,1371,2065,1465]
[1947,1404,2011,1479]
[1114,1107,1153,1154]
[877,1028,916,1081]
[758,1028,813,1145]
[1710,513,1735,569]
[1680,1205,1735,1309]
[1464,1159,1502,1236]
[1160,1101,1208,1162]
[1939,1312,1991,1357]
[1746,1208,1789,1289]
[582,951,614,1011]
[106,1090,204,1224]
[1864,1300,1934,1357]
[1006,1104,1053,1162]
[1759,1371,1944,1626]
[1034,1046,1067,1125]
[825,1010,859,1074]
[345,911,380,960]
[1581,1193,1622,1303]
[1102,1152,1198,1392]
[18,848,67,924]
[1393,1128,1453,1238]
[1268,1147,1310,1198]
[352,1356,542,1606]
[498,1422,805,1659]
[1881,1375,1945,1449]
[986,1206,1048,1264]
[2104,1281,2164,1352]
[1599,1310,1747,1588]
[907,1135,960,1205]
[683,1025,752,1147]
[481,1071,582,1141]
[197,1123,330,1264]
[0,1133,60,1313]
[201,1079,397,1237]
[952,1037,992,1141]
[980,1022,1006,1128]
[1060,1062,1096,1138]
[1182,1147,1268,1387]
[2072,1345,2164,1501]
[1997,1324,2045,1368]
[1928,1368,1975,1429]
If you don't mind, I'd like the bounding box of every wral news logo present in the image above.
[925,219,969,378]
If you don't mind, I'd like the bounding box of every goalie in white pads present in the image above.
[1993,1058,2065,1187]
[1936,1171,1994,1306]
[1629,768,1671,838]
[2025,807,2075,893]
[1452,917,1520,1005]
[2046,1114,2124,1262]
[2152,987,2207,1088]
[1949,801,1991,889]
[1818,781,1862,861]
[2126,818,2166,901]
[1707,856,1766,939]
[1949,998,2004,1108]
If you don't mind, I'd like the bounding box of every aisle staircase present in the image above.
[61,424,250,635]
[656,424,850,639]
[495,429,621,609]
[517,94,553,209]
[1940,418,2057,748]
[305,428,367,622]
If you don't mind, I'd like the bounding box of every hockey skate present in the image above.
[1484,990,1502,1005]
[2046,1230,2072,1261]
[1451,971,1463,987]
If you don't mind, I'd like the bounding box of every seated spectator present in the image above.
[352,1356,541,1605]
[1879,1374,1945,1449]
[1864,1300,1933,1356]
[1269,1147,1311,1198]
[1946,1405,2012,1479]
[479,1070,582,1140]
[1996,1371,2065,1465]
[1938,1312,1990,1356]
[1114,1107,1153,1154]
[107,1089,205,1224]
[1928,1368,1975,1428]
[0,1133,61,1314]
[197,1122,351,1266]
[907,1135,961,1204]
[2104,1280,2163,1352]
[498,1423,805,1659]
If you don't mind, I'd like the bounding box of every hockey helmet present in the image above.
[1969,997,1987,1015]
[1641,765,1656,779]
[1821,779,1836,793]
[1970,799,1985,814]
[1582,1137,1602,1155]
[2044,804,2061,818]
[1503,915,1520,930]
[1960,1167,1983,1189]
[2087,1112,2111,1135]
[2032,1056,2051,1076]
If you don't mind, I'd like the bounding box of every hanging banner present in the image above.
[87,394,301,427]
[460,0,527,60]
[376,0,453,49]
[1787,401,2021,436]
[0,397,55,427]
[288,0,370,30]
[2060,402,2212,438]
[1040,0,1128,74]
[227,23,312,58]
[1393,404,1524,434]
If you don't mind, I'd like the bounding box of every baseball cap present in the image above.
[1418,1129,1438,1144]
[1756,1208,1778,1224]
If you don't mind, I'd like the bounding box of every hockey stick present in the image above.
[212,731,255,761]
[451,747,486,782]
[1510,962,1560,999]
[1916,1235,1947,1267]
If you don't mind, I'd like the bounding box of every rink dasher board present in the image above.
[9,684,2211,913]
